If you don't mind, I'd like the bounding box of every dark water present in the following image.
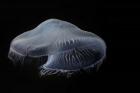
[0,1,139,92]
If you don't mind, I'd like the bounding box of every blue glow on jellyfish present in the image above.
[8,19,106,78]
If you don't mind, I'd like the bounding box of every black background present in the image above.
[0,1,139,92]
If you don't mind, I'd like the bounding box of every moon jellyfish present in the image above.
[8,19,106,78]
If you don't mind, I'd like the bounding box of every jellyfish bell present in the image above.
[8,19,106,78]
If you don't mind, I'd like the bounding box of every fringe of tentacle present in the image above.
[8,48,48,68]
[8,48,26,66]
[39,58,105,79]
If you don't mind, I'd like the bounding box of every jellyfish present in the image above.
[8,19,106,78]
